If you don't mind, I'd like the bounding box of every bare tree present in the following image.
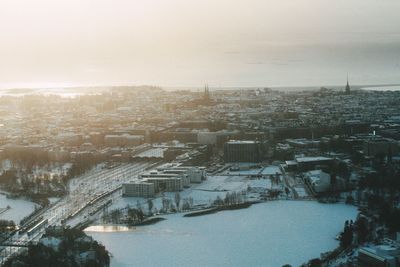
[174,192,181,211]
[214,195,223,206]
[188,197,194,208]
[161,197,170,213]
[147,199,153,215]
[136,200,142,212]
[182,199,190,211]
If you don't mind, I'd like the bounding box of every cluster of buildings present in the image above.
[1,83,399,168]
[122,163,206,197]
[0,83,399,202]
[1,82,400,266]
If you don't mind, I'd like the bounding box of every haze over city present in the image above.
[1,0,400,89]
[2,1,400,267]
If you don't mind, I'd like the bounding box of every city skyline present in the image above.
[1,1,400,266]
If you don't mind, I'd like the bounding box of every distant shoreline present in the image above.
[0,83,400,95]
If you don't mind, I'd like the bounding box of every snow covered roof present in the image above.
[261,166,282,175]
[295,156,332,163]
[226,140,259,144]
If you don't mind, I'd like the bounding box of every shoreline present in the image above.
[1,83,400,94]
[87,200,358,267]
[85,199,359,266]
[87,198,356,229]
[183,201,257,217]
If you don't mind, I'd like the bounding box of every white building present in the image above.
[144,177,183,193]
[304,170,331,193]
[123,164,206,197]
[358,244,400,267]
[122,181,155,198]
[197,132,217,145]
[156,165,206,183]
[186,167,206,183]
[140,172,189,188]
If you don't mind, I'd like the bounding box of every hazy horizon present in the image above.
[1,0,400,89]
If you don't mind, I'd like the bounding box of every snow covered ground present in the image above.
[111,188,228,212]
[88,201,358,267]
[106,170,277,213]
[294,185,309,198]
[85,164,353,267]
[0,193,37,224]
[196,175,248,192]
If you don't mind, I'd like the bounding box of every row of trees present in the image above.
[104,193,197,224]
[1,149,105,198]
[213,191,247,207]
[1,148,51,169]
[105,190,250,226]
[0,169,66,199]
[149,194,195,215]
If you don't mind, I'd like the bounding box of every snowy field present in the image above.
[196,175,249,192]
[0,193,37,224]
[107,172,276,213]
[87,201,358,267]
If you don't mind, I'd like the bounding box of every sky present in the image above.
[1,0,400,89]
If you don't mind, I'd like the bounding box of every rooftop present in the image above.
[295,156,333,163]
[227,140,259,144]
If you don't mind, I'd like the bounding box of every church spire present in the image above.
[345,75,351,94]
[204,83,210,100]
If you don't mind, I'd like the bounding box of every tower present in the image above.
[204,84,210,100]
[345,76,351,94]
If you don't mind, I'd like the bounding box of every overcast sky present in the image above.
[1,0,400,88]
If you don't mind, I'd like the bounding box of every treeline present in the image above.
[0,169,65,201]
[1,147,106,183]
[4,227,110,267]
[339,216,370,248]
[0,152,104,198]
[357,162,400,233]
[0,170,16,186]
[364,194,400,232]
[213,191,247,207]
[65,154,106,182]
[105,193,195,225]
[1,147,51,168]
[359,165,400,192]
